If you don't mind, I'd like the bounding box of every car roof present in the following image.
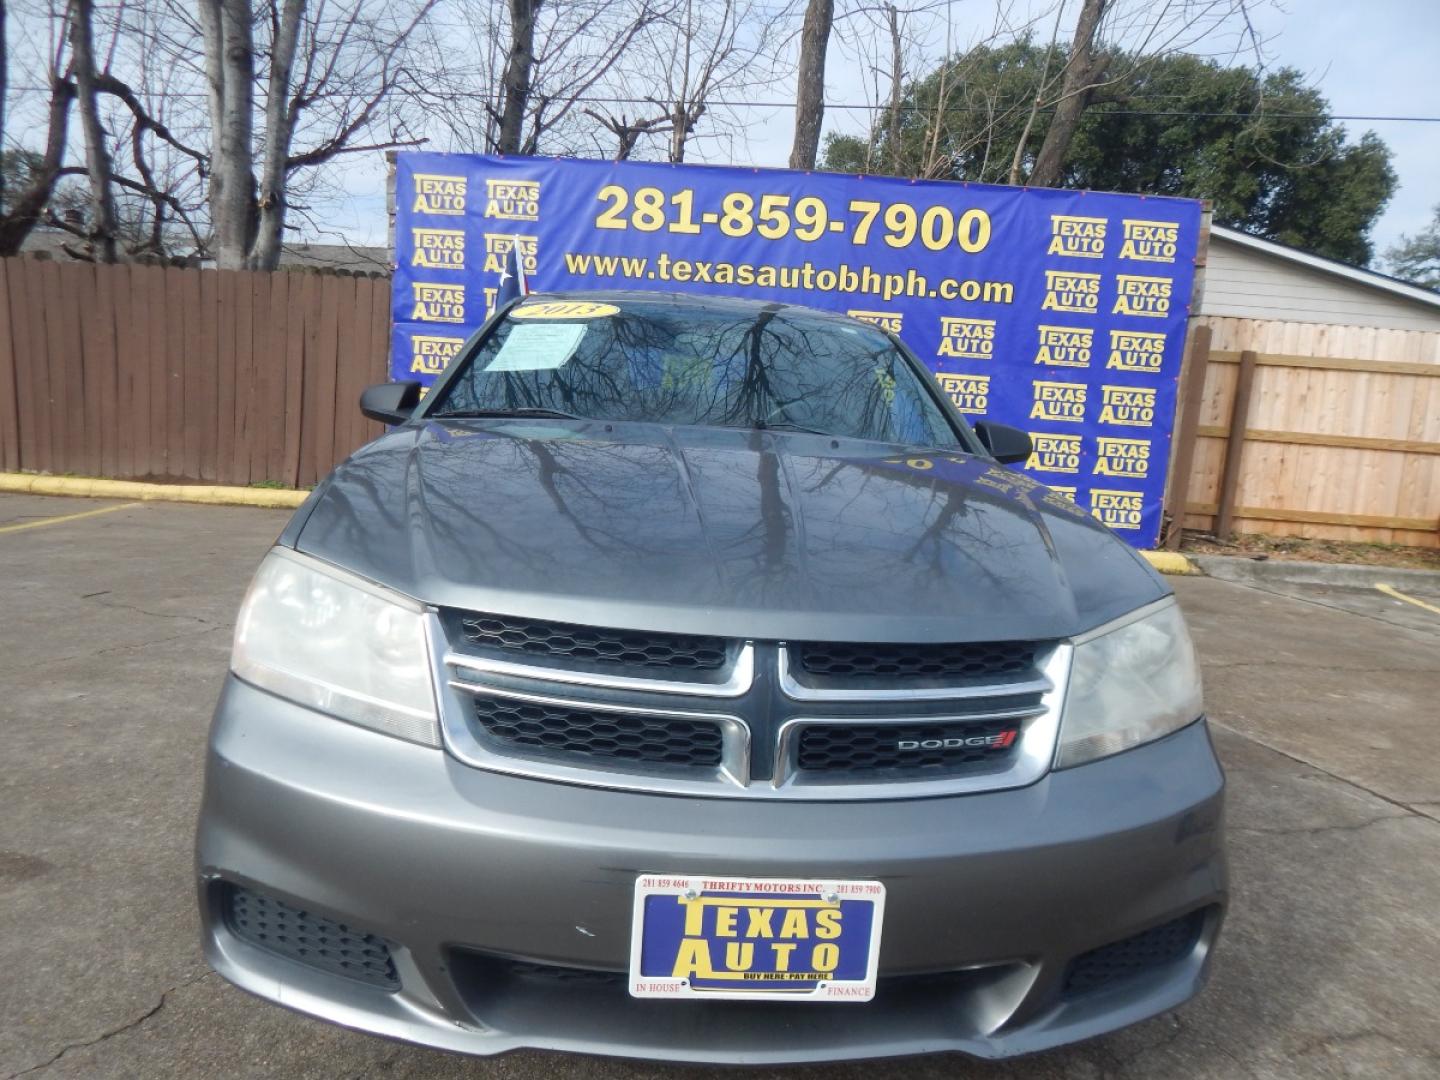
[514,289,866,325]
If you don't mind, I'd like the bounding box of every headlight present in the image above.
[1055,599,1203,768]
[231,548,440,746]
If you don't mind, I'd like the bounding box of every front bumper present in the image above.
[196,676,1227,1063]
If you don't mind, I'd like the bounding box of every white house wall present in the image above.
[1200,238,1440,332]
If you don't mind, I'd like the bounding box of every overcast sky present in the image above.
[1251,0,1440,251]
[325,0,1438,265]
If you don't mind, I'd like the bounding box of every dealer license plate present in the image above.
[628,875,886,1001]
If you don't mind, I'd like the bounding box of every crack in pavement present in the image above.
[1201,659,1438,675]
[1196,577,1440,642]
[0,622,227,673]
[6,972,213,1079]
[1288,1027,1401,1058]
[1211,719,1440,825]
[85,596,213,626]
[1230,815,1411,838]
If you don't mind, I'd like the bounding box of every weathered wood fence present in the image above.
[0,258,390,488]
[1169,316,1440,548]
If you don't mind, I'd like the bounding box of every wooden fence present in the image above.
[1169,316,1440,548]
[0,258,390,488]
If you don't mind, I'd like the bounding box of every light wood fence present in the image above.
[0,258,390,488]
[1170,316,1440,548]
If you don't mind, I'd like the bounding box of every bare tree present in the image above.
[583,0,788,164]
[196,0,438,269]
[823,0,958,176]
[497,0,539,154]
[788,0,832,169]
[1008,0,1067,184]
[0,2,74,256]
[73,0,213,258]
[884,5,902,172]
[68,0,119,261]
[197,0,252,267]
[251,0,304,267]
[1,0,9,213]
[417,0,666,159]
[1027,0,1105,186]
[1018,0,1269,187]
[583,110,663,160]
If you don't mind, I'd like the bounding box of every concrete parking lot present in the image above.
[2,493,1438,1080]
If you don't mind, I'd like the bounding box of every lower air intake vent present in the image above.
[794,640,1040,680]
[796,718,1021,774]
[457,612,728,670]
[472,694,725,769]
[222,884,399,990]
[1063,909,1208,997]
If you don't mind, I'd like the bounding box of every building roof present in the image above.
[1210,225,1440,312]
[16,230,391,274]
[278,242,391,273]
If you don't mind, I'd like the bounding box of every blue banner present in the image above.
[392,152,1203,547]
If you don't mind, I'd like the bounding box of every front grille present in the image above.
[1063,910,1207,996]
[472,694,725,769]
[506,961,625,987]
[794,640,1041,680]
[439,607,1063,798]
[796,718,1022,773]
[222,884,399,990]
[458,611,728,671]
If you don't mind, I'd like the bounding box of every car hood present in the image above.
[292,420,1166,642]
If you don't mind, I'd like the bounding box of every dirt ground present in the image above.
[1180,530,1440,570]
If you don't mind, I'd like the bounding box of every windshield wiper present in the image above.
[430,407,586,421]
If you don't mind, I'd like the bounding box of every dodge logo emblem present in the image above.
[897,731,1017,751]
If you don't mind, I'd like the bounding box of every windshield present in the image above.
[427,299,964,448]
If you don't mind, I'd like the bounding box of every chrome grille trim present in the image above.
[776,644,1052,702]
[774,704,1045,788]
[454,611,729,670]
[446,642,755,699]
[769,645,1070,797]
[449,685,748,789]
[430,616,752,795]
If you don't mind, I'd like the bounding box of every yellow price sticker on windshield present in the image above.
[511,300,620,320]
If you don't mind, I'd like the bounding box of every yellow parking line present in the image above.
[1375,583,1440,617]
[0,501,142,534]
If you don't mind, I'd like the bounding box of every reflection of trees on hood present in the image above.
[418,432,689,566]
[309,418,1082,622]
[781,451,1050,611]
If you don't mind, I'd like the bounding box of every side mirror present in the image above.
[973,421,1033,466]
[360,381,423,425]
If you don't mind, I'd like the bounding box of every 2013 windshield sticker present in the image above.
[510,300,620,320]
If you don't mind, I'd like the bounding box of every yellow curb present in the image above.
[0,473,309,509]
[1142,550,1199,575]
